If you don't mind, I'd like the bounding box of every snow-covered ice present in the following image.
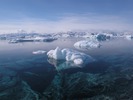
[47,47,95,65]
[86,33,112,41]
[32,50,46,54]
[96,33,111,41]
[8,39,18,43]
[125,35,133,40]
[74,40,100,50]
[33,37,45,41]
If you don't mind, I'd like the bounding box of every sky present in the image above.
[0,0,133,33]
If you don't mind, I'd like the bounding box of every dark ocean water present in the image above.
[1,37,133,99]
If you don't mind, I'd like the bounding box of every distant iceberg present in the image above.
[47,47,95,65]
[33,37,45,42]
[84,33,112,41]
[125,35,133,40]
[8,39,18,43]
[74,40,100,50]
[8,36,57,44]
[9,38,34,43]
[32,50,46,54]
[96,33,112,41]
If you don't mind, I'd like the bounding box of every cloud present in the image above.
[0,14,132,34]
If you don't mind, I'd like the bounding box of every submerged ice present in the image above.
[47,47,95,65]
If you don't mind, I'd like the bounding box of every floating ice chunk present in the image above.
[47,50,54,58]
[33,37,44,41]
[8,39,18,43]
[32,50,46,54]
[125,35,133,40]
[43,37,57,42]
[47,47,65,60]
[47,47,95,65]
[84,33,112,41]
[74,40,100,50]
[96,33,111,41]
[52,47,65,60]
[17,38,34,42]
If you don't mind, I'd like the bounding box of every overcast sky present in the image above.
[0,0,133,33]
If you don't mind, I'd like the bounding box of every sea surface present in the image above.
[1,37,133,99]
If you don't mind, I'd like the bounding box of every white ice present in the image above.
[125,35,133,40]
[74,40,100,50]
[32,50,46,54]
[47,47,95,65]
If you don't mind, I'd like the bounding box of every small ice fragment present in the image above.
[32,50,46,54]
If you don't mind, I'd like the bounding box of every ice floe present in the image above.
[8,36,57,44]
[125,35,133,40]
[74,40,101,50]
[1,30,131,44]
[47,47,95,65]
[96,33,112,41]
[32,50,46,54]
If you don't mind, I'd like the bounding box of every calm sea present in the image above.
[0,37,133,97]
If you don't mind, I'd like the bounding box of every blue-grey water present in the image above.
[1,37,133,99]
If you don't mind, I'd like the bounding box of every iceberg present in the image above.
[83,33,113,41]
[9,38,34,43]
[96,33,111,41]
[8,36,57,44]
[47,47,95,65]
[74,40,100,50]
[33,37,45,42]
[125,35,133,40]
[8,39,18,43]
[32,50,46,54]
[43,37,57,42]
